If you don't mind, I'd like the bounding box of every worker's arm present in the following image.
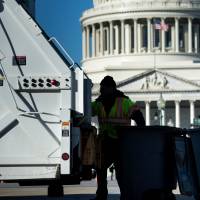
[125,98,145,126]
[130,109,145,126]
[72,101,98,127]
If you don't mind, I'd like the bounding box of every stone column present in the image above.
[175,101,180,127]
[100,22,104,56]
[114,25,119,54]
[145,101,150,126]
[190,100,195,126]
[175,18,179,53]
[194,24,199,53]
[134,19,138,53]
[188,17,193,53]
[151,21,154,49]
[161,18,165,53]
[109,21,114,55]
[138,22,141,53]
[82,27,86,60]
[86,26,90,58]
[125,23,131,54]
[121,20,125,54]
[147,18,151,53]
[92,24,96,57]
[96,29,100,56]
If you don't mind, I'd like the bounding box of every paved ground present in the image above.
[0,179,196,200]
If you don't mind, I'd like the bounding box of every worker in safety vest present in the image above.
[91,76,145,200]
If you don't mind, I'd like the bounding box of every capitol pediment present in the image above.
[117,70,200,92]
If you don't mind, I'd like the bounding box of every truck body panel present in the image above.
[0,0,91,182]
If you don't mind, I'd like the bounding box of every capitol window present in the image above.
[154,29,160,49]
[165,27,171,48]
[141,25,147,48]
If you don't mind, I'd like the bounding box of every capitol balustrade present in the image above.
[91,0,200,11]
[82,17,200,60]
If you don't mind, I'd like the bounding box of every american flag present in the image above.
[153,19,169,31]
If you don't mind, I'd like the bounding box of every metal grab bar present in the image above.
[18,111,60,118]
[48,37,75,69]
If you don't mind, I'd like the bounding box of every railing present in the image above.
[83,1,200,16]
[48,37,75,69]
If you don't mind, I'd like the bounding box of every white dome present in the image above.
[93,0,200,7]
[93,0,200,4]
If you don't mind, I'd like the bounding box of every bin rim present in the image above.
[116,125,182,136]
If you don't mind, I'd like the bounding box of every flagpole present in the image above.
[154,52,156,70]
[153,18,169,71]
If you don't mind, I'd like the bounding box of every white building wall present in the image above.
[81,0,200,128]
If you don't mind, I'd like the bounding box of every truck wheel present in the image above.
[48,182,64,197]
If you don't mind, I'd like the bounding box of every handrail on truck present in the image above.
[48,37,75,69]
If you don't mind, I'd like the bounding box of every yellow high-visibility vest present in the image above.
[92,97,138,138]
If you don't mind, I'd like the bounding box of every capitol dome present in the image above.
[81,0,200,128]
[94,0,200,4]
[93,0,200,10]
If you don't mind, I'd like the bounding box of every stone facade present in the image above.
[81,0,200,128]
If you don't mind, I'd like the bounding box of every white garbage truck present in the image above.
[0,0,93,196]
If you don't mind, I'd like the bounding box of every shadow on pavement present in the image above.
[0,194,120,200]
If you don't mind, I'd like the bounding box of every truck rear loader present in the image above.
[0,0,93,196]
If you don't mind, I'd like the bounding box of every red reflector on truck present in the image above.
[62,153,69,160]
[51,79,60,87]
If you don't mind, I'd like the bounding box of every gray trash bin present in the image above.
[116,126,179,200]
